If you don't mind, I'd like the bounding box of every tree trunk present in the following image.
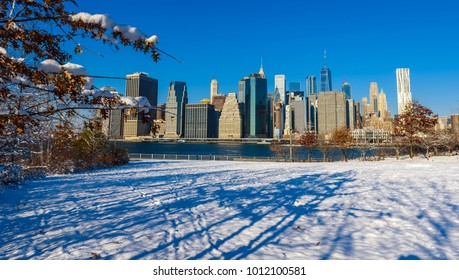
[307,149,311,162]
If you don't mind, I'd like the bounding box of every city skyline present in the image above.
[70,0,459,116]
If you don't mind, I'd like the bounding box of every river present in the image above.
[113,141,370,161]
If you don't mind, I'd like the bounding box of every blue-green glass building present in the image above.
[238,71,268,138]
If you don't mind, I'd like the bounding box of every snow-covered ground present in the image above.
[1,157,459,260]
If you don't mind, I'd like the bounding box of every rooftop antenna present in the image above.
[261,57,263,68]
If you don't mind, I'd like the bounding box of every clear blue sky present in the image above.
[71,0,459,116]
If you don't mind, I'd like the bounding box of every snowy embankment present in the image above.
[1,157,459,260]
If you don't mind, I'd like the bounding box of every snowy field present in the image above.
[1,157,459,260]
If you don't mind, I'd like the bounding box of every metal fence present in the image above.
[128,153,283,162]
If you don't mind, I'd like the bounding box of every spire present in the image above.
[323,49,327,68]
[259,57,265,78]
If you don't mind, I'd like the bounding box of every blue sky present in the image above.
[71,0,459,116]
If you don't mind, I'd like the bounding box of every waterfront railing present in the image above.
[128,153,326,162]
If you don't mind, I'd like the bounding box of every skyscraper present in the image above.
[184,103,216,138]
[369,82,379,114]
[378,89,389,119]
[342,81,352,99]
[274,74,286,104]
[165,81,188,138]
[219,93,243,138]
[396,68,412,115]
[306,76,317,96]
[210,78,218,102]
[238,66,268,138]
[318,91,346,137]
[320,50,332,92]
[123,72,158,138]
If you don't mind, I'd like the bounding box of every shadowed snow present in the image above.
[1,157,459,260]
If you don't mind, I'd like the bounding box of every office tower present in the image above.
[396,68,412,115]
[317,91,346,137]
[378,89,388,119]
[320,50,332,92]
[123,73,158,138]
[346,99,355,130]
[289,82,301,92]
[369,82,379,114]
[165,81,188,138]
[274,74,287,104]
[210,78,218,103]
[306,76,318,96]
[342,81,352,99]
[361,97,368,117]
[238,68,268,138]
[291,100,306,135]
[266,93,273,138]
[219,93,243,138]
[184,103,216,138]
[218,93,243,138]
[306,93,319,133]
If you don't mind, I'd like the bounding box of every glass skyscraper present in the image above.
[320,67,332,92]
[320,50,332,92]
[342,81,352,99]
[238,72,268,138]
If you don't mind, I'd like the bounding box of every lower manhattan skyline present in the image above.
[71,0,459,116]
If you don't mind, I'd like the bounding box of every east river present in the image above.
[113,141,371,161]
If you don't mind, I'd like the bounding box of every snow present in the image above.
[146,35,159,44]
[70,13,115,29]
[119,96,151,112]
[70,12,158,44]
[1,157,459,260]
[113,25,145,41]
[38,59,61,73]
[61,62,87,76]
[0,47,8,56]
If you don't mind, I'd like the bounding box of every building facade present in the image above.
[320,67,332,92]
[274,74,287,104]
[210,78,218,103]
[123,73,158,138]
[306,76,317,96]
[317,91,346,137]
[369,82,379,114]
[291,99,306,135]
[396,68,412,115]
[184,104,217,138]
[342,81,352,99]
[218,93,243,138]
[165,81,188,138]
[238,68,268,138]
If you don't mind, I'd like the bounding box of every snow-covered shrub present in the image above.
[0,163,23,185]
